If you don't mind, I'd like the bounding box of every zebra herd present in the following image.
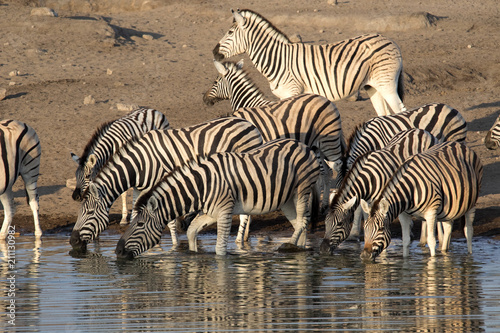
[1,9,498,261]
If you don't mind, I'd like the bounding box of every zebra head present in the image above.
[71,153,98,201]
[360,198,392,261]
[213,9,249,61]
[320,196,357,254]
[116,196,164,260]
[203,60,238,106]
[70,183,110,251]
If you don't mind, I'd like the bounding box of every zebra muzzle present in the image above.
[115,238,135,260]
[212,44,224,61]
[484,131,497,150]
[69,229,88,252]
[320,239,333,254]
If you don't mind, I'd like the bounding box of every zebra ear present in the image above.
[71,152,80,164]
[343,197,357,210]
[147,196,159,212]
[214,60,228,76]
[360,199,371,214]
[232,9,246,27]
[89,183,100,199]
[379,198,390,215]
[87,154,97,168]
[329,189,337,202]
[236,59,244,69]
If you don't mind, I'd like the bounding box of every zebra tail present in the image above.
[309,186,320,233]
[398,70,405,103]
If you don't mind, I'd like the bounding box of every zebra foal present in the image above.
[70,117,263,252]
[484,114,500,149]
[360,141,483,260]
[116,138,321,258]
[320,129,438,255]
[0,120,42,239]
[71,108,170,225]
[213,9,405,116]
[204,59,345,209]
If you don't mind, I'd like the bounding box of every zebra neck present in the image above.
[229,76,269,111]
[247,38,291,81]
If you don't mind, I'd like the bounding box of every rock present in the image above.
[83,95,95,105]
[289,33,302,43]
[142,34,154,41]
[9,70,19,77]
[30,7,58,17]
[66,178,77,190]
[0,88,6,101]
[116,103,139,112]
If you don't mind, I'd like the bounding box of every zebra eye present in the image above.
[228,29,234,36]
[137,221,145,227]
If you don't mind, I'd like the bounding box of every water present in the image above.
[1,233,500,332]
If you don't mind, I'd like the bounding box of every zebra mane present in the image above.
[238,9,291,44]
[79,120,114,168]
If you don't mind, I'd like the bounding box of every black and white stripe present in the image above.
[321,129,438,255]
[336,103,467,187]
[71,108,170,224]
[360,141,483,260]
[213,9,405,116]
[115,138,321,258]
[0,120,42,239]
[204,59,345,212]
[484,114,500,149]
[70,117,263,252]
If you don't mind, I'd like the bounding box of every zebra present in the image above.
[359,141,483,260]
[213,9,406,116]
[0,120,42,239]
[69,117,263,252]
[336,103,467,188]
[320,129,439,255]
[203,59,345,220]
[71,108,170,225]
[484,114,500,149]
[115,138,321,258]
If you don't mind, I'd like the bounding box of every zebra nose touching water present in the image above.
[213,8,406,116]
[116,138,321,258]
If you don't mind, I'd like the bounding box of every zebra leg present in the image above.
[419,220,427,246]
[24,180,42,238]
[119,191,129,225]
[283,193,309,248]
[243,215,251,242]
[130,188,141,221]
[365,87,392,116]
[0,190,15,240]
[464,209,475,254]
[215,212,234,256]
[167,219,178,247]
[424,211,438,256]
[280,199,300,246]
[398,213,413,257]
[440,221,453,252]
[235,215,251,244]
[186,213,217,253]
[347,206,363,241]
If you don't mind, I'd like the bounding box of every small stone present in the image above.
[8,82,16,86]
[289,33,302,43]
[83,95,95,105]
[116,103,139,112]
[107,68,113,75]
[467,44,473,49]
[142,34,154,41]
[30,7,58,17]
[9,70,19,77]
[66,178,76,190]
[0,88,6,101]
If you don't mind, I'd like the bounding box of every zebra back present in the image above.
[118,138,321,258]
[337,103,467,185]
[323,129,437,252]
[485,114,500,149]
[0,119,41,194]
[73,108,170,201]
[203,60,270,111]
[362,141,483,259]
[72,117,263,245]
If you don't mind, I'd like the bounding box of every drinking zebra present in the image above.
[213,9,405,116]
[484,114,500,149]
[320,129,439,255]
[71,108,170,225]
[203,59,345,212]
[0,120,42,239]
[115,138,321,258]
[360,141,483,260]
[69,117,263,252]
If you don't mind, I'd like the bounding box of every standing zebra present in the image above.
[115,138,321,258]
[336,103,467,188]
[320,129,439,255]
[213,9,405,116]
[360,141,483,260]
[71,108,170,225]
[203,59,345,211]
[70,117,263,252]
[484,114,500,149]
[0,120,42,239]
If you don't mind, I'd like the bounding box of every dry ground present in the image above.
[1,0,499,242]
